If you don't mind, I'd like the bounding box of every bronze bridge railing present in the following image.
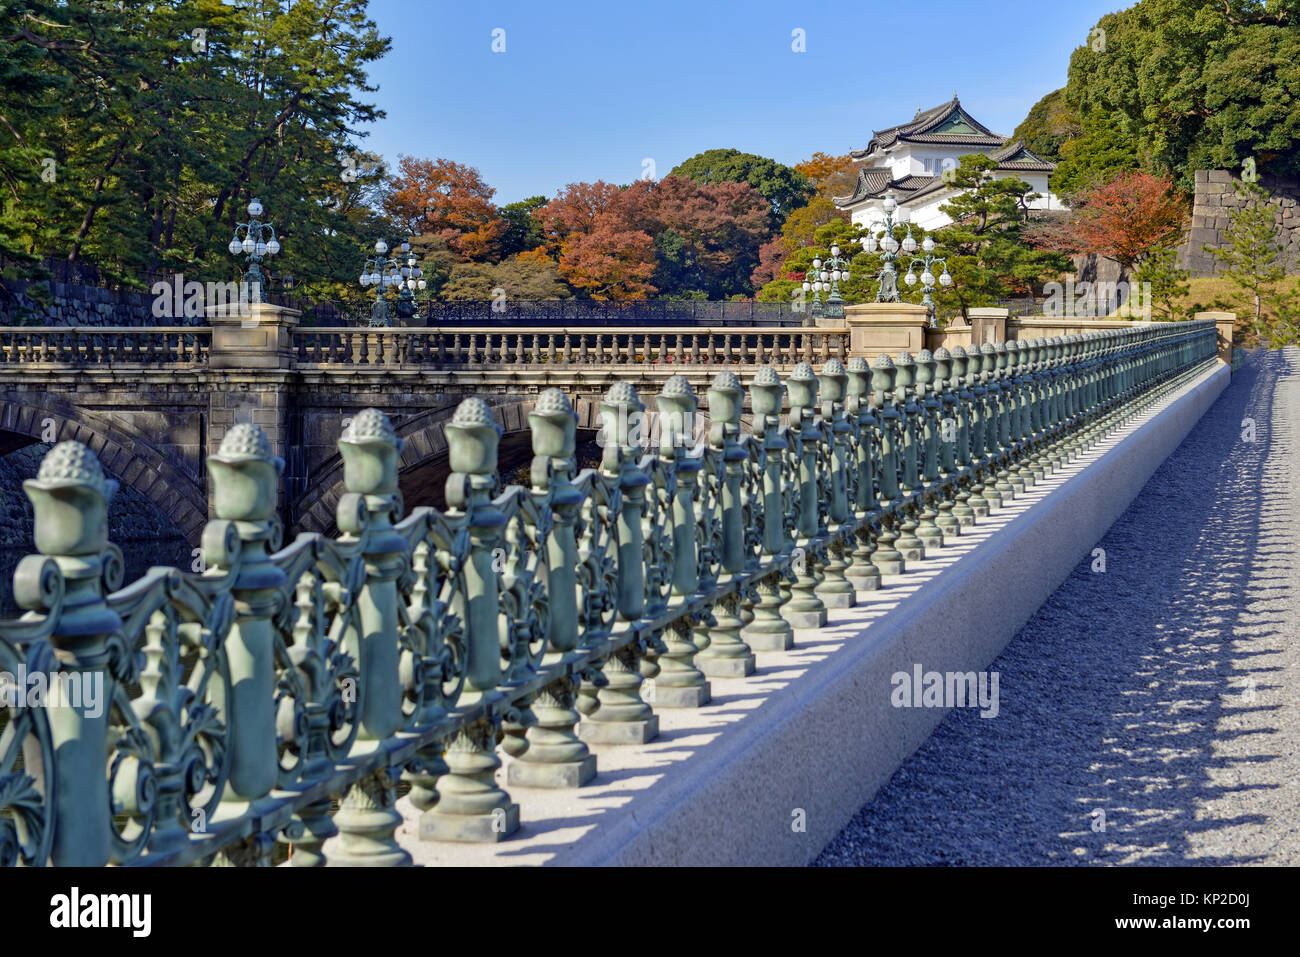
[0,321,1217,865]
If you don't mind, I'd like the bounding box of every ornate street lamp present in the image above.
[808,243,851,320]
[801,256,826,323]
[860,192,916,304]
[227,197,281,303]
[359,238,426,327]
[902,236,953,328]
[392,239,426,322]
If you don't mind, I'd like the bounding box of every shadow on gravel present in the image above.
[815,350,1295,866]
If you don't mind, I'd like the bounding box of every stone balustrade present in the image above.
[0,320,1218,866]
[0,326,210,365]
[290,325,849,368]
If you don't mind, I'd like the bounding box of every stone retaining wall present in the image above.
[1180,169,1300,276]
[0,276,163,326]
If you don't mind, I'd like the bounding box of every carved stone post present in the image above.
[509,389,597,786]
[783,363,828,629]
[844,357,881,592]
[743,367,795,651]
[813,359,855,608]
[700,371,756,676]
[422,398,520,842]
[20,443,122,866]
[654,376,712,705]
[580,382,658,745]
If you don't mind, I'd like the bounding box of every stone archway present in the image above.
[0,394,208,542]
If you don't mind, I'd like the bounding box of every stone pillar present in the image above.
[844,302,929,359]
[967,307,1009,348]
[205,301,300,525]
[1195,311,1236,367]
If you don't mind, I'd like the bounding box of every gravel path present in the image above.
[815,349,1300,866]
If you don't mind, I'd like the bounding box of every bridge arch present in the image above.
[0,394,208,542]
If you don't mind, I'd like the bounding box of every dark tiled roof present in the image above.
[835,171,942,207]
[848,96,1006,159]
[834,167,893,205]
[899,133,1009,147]
[988,140,1056,172]
[834,142,1057,209]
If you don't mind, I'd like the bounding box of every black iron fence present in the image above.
[282,298,809,328]
[2,257,811,327]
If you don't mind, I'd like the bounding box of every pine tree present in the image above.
[1132,243,1190,320]
[1209,182,1287,327]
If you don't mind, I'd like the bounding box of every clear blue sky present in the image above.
[359,0,1126,206]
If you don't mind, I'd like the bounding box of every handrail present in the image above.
[0,320,1219,866]
[291,325,850,367]
[0,326,210,365]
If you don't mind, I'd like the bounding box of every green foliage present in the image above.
[498,196,548,258]
[1012,88,1079,163]
[669,148,813,226]
[1209,182,1288,323]
[1132,244,1191,319]
[1050,111,1142,198]
[936,155,1072,318]
[1063,0,1300,188]
[0,0,392,298]
[438,252,572,302]
[1261,281,1300,347]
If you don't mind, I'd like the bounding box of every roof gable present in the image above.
[988,140,1056,172]
[928,112,983,135]
[850,96,1007,158]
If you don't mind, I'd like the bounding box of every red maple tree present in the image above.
[1064,171,1189,280]
[383,156,506,261]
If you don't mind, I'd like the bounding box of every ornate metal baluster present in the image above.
[913,350,945,553]
[872,356,905,575]
[650,376,710,706]
[325,410,411,865]
[579,383,658,745]
[508,389,596,787]
[946,348,977,530]
[813,360,855,608]
[844,357,882,592]
[782,363,828,628]
[423,399,520,841]
[697,371,755,675]
[891,352,926,566]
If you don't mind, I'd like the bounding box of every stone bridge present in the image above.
[0,317,1236,867]
[0,303,1237,546]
